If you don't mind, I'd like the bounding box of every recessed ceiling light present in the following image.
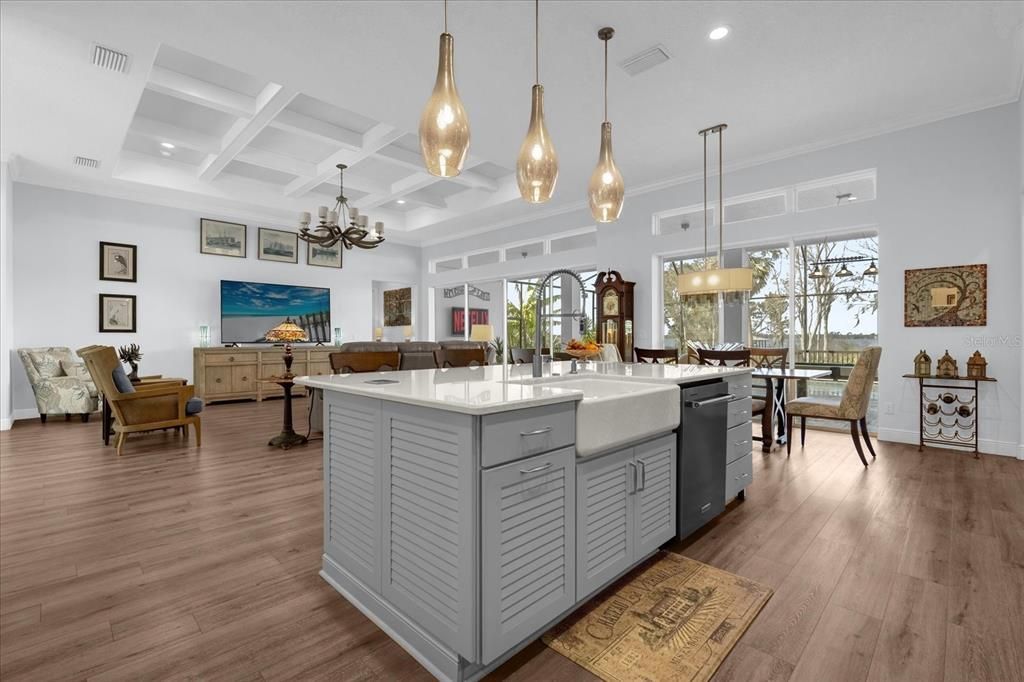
[396,199,406,204]
[848,195,858,201]
[160,151,172,157]
[708,26,730,41]
[160,142,175,149]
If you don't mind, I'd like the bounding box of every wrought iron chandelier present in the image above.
[297,164,384,250]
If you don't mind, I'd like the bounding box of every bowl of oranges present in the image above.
[565,339,602,360]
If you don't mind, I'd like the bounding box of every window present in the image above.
[748,246,790,348]
[506,271,597,353]
[466,250,500,268]
[662,256,719,353]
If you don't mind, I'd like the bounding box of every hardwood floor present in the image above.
[1,399,1022,681]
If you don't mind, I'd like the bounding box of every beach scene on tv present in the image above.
[221,280,332,343]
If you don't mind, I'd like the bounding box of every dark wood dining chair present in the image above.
[786,347,882,467]
[633,348,679,364]
[750,347,789,369]
[437,348,487,368]
[697,348,771,445]
[329,351,400,374]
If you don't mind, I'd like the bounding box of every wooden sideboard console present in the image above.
[193,346,334,403]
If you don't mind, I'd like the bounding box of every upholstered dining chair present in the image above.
[633,348,679,364]
[77,345,202,456]
[786,346,882,467]
[329,351,400,374]
[437,347,487,368]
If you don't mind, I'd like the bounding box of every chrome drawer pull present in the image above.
[700,502,712,513]
[520,427,552,437]
[520,462,552,474]
[638,460,646,491]
[685,394,735,408]
[733,440,750,447]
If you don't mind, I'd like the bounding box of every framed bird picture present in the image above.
[99,242,137,282]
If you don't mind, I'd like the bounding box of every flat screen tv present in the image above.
[220,280,331,344]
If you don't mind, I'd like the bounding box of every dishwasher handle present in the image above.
[684,393,735,408]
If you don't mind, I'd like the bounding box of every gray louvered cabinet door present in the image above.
[481,447,575,663]
[324,393,382,592]
[381,403,477,662]
[575,447,634,601]
[634,434,677,558]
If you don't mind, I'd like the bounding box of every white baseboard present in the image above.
[0,417,10,431]
[12,408,38,422]
[878,427,1020,458]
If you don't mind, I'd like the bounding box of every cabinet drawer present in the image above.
[205,366,233,395]
[727,396,752,428]
[231,365,255,392]
[726,373,753,399]
[726,423,752,464]
[204,352,259,366]
[481,402,575,467]
[308,361,332,377]
[725,453,753,501]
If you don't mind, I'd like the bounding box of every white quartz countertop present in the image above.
[295,361,750,415]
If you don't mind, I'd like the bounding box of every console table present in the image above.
[193,346,334,403]
[903,374,996,457]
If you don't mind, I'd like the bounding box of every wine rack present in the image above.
[903,374,997,458]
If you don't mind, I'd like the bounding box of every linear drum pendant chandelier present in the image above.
[419,0,470,177]
[588,27,624,223]
[516,0,558,203]
[678,124,753,296]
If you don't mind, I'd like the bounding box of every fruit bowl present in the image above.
[566,348,602,360]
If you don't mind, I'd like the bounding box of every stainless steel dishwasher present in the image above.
[677,380,733,539]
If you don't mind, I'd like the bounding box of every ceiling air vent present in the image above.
[73,156,101,170]
[620,45,671,77]
[91,44,130,74]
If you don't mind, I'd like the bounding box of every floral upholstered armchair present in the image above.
[17,346,99,423]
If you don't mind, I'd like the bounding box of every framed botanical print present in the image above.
[904,264,987,327]
[99,241,137,282]
[307,241,342,268]
[258,228,298,263]
[200,219,247,258]
[99,294,137,333]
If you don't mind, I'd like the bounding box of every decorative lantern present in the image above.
[936,350,958,378]
[913,349,932,377]
[966,351,987,379]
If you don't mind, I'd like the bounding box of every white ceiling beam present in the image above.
[128,116,221,154]
[283,122,403,198]
[146,66,256,118]
[235,148,317,178]
[268,110,364,150]
[358,171,446,210]
[198,83,298,182]
[373,145,499,192]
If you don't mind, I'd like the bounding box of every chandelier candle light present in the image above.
[588,27,625,223]
[297,164,384,252]
[516,0,558,203]
[678,124,753,296]
[420,0,470,177]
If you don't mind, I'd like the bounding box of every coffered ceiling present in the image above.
[2,1,1022,245]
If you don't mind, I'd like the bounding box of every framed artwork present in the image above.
[451,307,489,335]
[904,264,987,327]
[99,241,137,282]
[200,219,247,258]
[258,228,298,264]
[99,293,137,333]
[307,241,342,268]
[383,287,413,326]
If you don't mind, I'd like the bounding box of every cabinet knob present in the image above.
[215,378,222,383]
[228,356,234,362]
[242,376,248,382]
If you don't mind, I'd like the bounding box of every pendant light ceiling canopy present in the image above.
[678,124,754,296]
[516,0,558,204]
[419,0,470,178]
[588,27,625,223]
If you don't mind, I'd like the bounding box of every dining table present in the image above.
[750,367,832,451]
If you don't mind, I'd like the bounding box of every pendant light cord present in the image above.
[444,0,448,33]
[718,127,724,261]
[702,131,708,264]
[603,37,609,122]
[535,0,539,84]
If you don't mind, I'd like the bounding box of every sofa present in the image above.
[335,341,494,369]
[18,346,100,422]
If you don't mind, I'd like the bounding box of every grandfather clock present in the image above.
[595,270,634,361]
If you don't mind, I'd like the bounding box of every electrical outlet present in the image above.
[884,402,895,415]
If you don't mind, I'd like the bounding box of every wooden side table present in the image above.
[261,375,307,450]
[903,374,996,458]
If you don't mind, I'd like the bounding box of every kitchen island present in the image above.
[296,361,751,681]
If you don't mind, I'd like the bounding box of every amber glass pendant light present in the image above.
[516,0,558,203]
[588,27,624,223]
[419,0,470,177]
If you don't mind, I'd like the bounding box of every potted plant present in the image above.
[118,344,144,383]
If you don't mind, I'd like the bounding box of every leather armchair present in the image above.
[77,345,202,455]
